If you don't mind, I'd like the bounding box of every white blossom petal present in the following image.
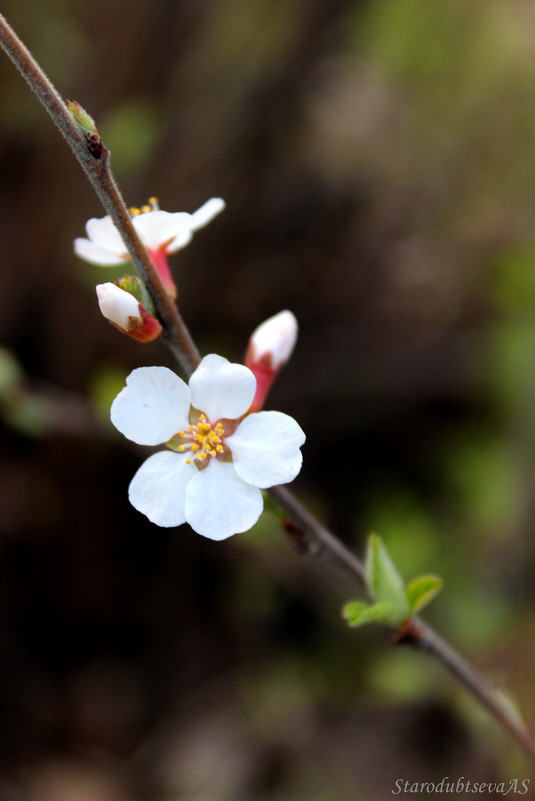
[226,411,305,488]
[129,451,195,527]
[74,237,127,266]
[249,310,298,369]
[190,198,226,231]
[185,460,263,540]
[96,283,141,328]
[133,211,194,250]
[86,216,126,253]
[111,366,191,445]
[166,227,194,253]
[189,354,256,422]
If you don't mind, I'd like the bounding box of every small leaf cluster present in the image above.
[343,534,443,629]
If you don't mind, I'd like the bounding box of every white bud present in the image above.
[249,310,298,370]
[96,283,141,329]
[190,197,226,231]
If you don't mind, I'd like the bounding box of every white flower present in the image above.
[74,197,225,298]
[111,354,305,540]
[74,198,225,266]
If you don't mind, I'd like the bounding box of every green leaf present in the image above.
[406,574,444,614]
[342,600,396,628]
[365,534,411,624]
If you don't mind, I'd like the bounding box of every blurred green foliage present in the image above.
[101,98,162,177]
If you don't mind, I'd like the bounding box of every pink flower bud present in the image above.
[245,310,298,412]
[247,310,298,370]
[96,283,162,343]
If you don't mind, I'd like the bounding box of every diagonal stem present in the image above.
[2,9,535,768]
[0,12,200,376]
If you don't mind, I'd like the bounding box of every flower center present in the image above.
[129,196,160,216]
[177,414,225,465]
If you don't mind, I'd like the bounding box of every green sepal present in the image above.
[66,100,97,135]
[406,574,443,614]
[115,275,155,315]
[365,534,411,624]
[165,433,182,452]
[342,600,397,628]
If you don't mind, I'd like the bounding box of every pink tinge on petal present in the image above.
[149,247,177,299]
[245,357,276,413]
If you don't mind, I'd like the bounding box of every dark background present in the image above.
[1,0,535,798]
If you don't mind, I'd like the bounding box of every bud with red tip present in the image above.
[96,282,162,343]
[245,310,298,412]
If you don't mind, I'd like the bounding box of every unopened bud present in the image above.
[115,274,156,314]
[66,100,105,159]
[245,310,298,412]
[247,310,298,370]
[66,100,97,135]
[96,282,162,343]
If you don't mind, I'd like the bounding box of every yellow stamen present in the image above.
[131,197,160,217]
[171,415,226,465]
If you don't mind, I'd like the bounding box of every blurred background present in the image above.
[1,0,535,798]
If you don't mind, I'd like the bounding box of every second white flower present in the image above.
[111,354,305,540]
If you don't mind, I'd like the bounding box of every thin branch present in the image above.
[2,9,535,767]
[269,485,535,765]
[0,12,200,376]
